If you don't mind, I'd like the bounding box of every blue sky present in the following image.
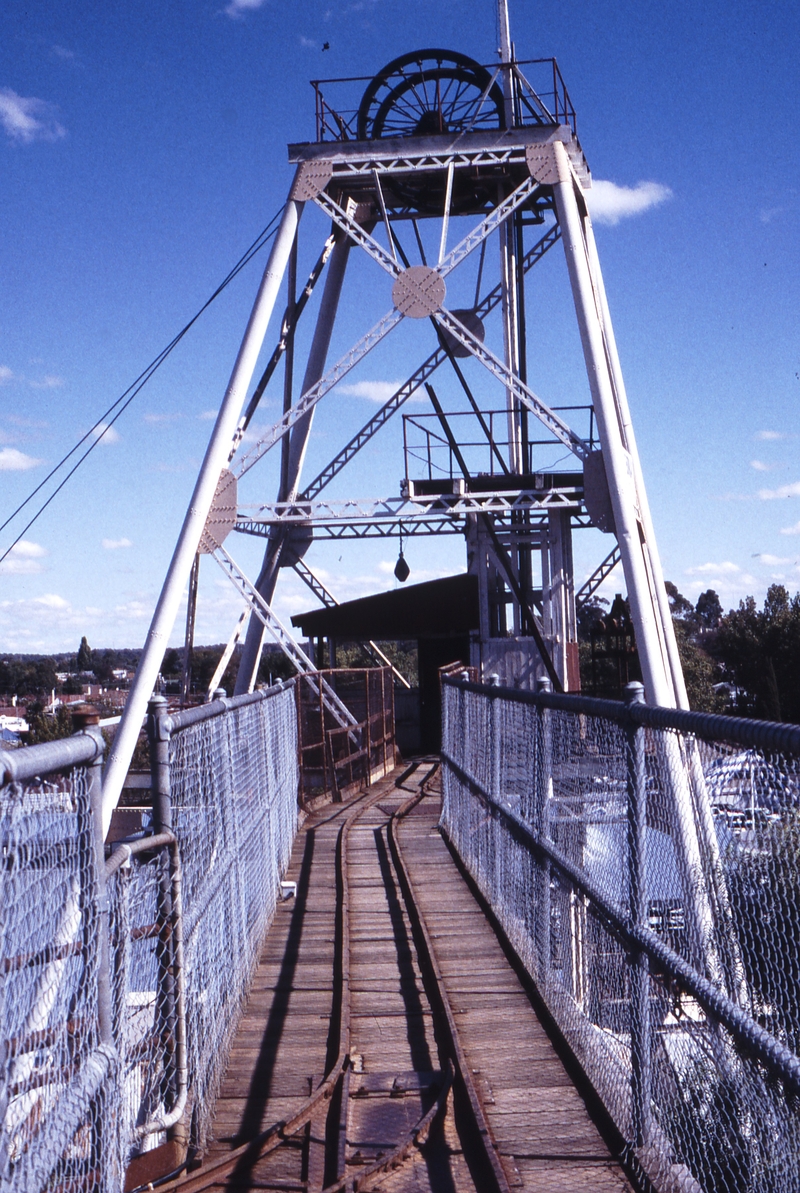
[1,0,799,653]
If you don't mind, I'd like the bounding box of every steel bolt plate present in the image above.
[199,469,238,553]
[391,266,446,318]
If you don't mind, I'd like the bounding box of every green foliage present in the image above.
[0,657,58,698]
[712,585,800,722]
[25,702,75,744]
[76,636,93,671]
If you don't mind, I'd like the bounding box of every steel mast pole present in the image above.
[234,231,353,695]
[549,140,674,707]
[497,0,523,474]
[101,193,305,834]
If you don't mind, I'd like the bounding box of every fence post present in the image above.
[488,674,501,801]
[365,671,372,785]
[72,706,113,1045]
[148,693,172,835]
[146,694,185,1148]
[535,678,552,980]
[71,705,114,1186]
[625,681,651,1150]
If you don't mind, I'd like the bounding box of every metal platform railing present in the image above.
[441,675,800,1193]
[0,682,299,1192]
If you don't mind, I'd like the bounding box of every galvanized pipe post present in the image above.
[73,706,113,1046]
[624,681,651,1149]
[488,674,501,801]
[146,694,185,1149]
[535,678,553,979]
[148,694,172,835]
[71,705,114,1189]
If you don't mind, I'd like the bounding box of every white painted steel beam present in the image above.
[235,232,353,693]
[100,193,304,834]
[213,546,357,730]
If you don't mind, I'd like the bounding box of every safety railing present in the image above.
[1,681,299,1192]
[296,667,395,805]
[310,57,577,145]
[441,676,800,1193]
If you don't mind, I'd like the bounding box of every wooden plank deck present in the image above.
[198,770,636,1192]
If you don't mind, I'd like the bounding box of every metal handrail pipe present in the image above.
[105,830,189,1136]
[443,675,800,756]
[440,749,800,1097]
[0,733,103,786]
[165,680,293,735]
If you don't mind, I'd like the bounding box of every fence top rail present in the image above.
[443,675,800,756]
[0,729,103,787]
[164,678,296,735]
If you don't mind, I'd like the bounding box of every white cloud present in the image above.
[756,430,787,441]
[751,460,772,472]
[34,593,69,610]
[758,481,800,500]
[144,412,181,424]
[753,553,798,565]
[338,380,421,404]
[781,522,800,536]
[0,88,66,144]
[102,537,133,550]
[0,366,13,384]
[29,374,64,390]
[223,0,267,16]
[686,561,742,576]
[0,447,42,470]
[198,409,218,421]
[299,36,317,48]
[586,180,672,226]
[91,422,121,445]
[0,540,47,575]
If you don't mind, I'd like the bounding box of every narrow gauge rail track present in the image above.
[158,762,515,1193]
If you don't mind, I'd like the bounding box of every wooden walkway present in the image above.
[199,766,636,1192]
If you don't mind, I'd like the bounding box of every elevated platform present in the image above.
[197,767,635,1191]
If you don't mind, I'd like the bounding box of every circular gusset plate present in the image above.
[357,49,505,141]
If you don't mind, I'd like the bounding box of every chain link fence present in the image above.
[1,680,299,1192]
[441,676,800,1193]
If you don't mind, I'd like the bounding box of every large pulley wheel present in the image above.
[357,49,505,141]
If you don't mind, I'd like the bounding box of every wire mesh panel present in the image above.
[2,682,300,1191]
[0,769,120,1193]
[118,682,300,1161]
[441,679,800,1193]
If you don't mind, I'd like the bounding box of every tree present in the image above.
[77,636,93,672]
[695,588,722,631]
[713,585,800,722]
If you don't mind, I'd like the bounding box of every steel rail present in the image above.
[155,768,510,1193]
[387,784,515,1193]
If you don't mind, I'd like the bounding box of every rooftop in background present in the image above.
[291,573,479,640]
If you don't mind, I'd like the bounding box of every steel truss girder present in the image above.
[300,223,562,501]
[289,124,588,180]
[234,306,403,478]
[313,173,542,282]
[211,544,357,728]
[432,306,588,459]
[233,178,557,481]
[238,488,581,527]
[575,546,621,607]
[236,515,546,541]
